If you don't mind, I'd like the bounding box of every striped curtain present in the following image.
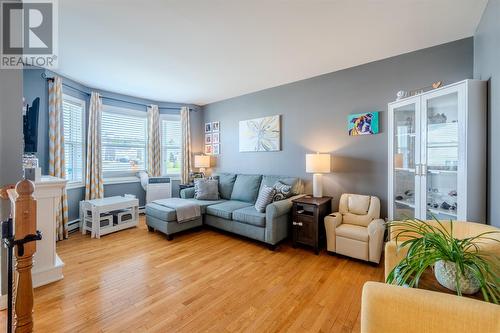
[180,106,192,184]
[147,105,161,176]
[85,92,104,200]
[48,76,69,240]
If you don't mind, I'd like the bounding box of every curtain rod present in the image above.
[42,73,195,112]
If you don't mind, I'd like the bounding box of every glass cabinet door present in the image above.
[392,101,419,220]
[422,90,460,220]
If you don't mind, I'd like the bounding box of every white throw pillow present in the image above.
[254,185,276,213]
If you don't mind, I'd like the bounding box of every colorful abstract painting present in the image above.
[348,112,379,136]
[239,115,281,152]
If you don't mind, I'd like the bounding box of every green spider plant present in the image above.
[386,217,500,304]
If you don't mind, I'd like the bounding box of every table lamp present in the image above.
[306,153,331,197]
[194,155,210,177]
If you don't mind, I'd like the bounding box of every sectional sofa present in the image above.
[145,173,304,249]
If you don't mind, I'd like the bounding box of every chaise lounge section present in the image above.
[146,173,304,248]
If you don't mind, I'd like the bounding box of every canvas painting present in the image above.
[239,115,281,152]
[348,112,379,136]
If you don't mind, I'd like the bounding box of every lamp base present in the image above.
[312,173,323,198]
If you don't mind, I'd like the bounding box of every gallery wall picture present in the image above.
[348,112,380,136]
[205,144,213,155]
[212,132,220,144]
[213,144,220,155]
[239,115,281,152]
[205,133,212,144]
[205,122,212,133]
[212,121,220,132]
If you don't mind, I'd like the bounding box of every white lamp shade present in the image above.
[306,153,331,173]
[194,155,210,168]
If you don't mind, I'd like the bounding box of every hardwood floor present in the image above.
[1,217,383,332]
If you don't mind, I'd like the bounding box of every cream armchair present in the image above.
[324,194,385,263]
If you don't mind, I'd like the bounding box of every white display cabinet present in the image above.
[388,80,486,222]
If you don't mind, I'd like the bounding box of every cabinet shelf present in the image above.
[427,208,457,218]
[395,168,415,173]
[395,200,415,208]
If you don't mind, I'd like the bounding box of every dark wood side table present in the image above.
[291,196,332,255]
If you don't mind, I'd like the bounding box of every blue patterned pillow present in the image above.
[272,181,293,202]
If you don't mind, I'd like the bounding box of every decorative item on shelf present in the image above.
[394,153,403,168]
[348,112,379,136]
[212,121,220,132]
[428,110,448,124]
[396,90,408,100]
[212,144,220,155]
[194,155,210,178]
[386,218,499,303]
[205,122,212,133]
[205,133,212,145]
[305,153,331,198]
[406,80,444,98]
[239,115,281,152]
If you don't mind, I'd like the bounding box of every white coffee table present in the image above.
[80,196,139,238]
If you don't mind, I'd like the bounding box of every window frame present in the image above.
[160,113,182,178]
[101,104,148,179]
[62,93,86,188]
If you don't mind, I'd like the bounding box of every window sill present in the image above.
[67,182,85,190]
[104,176,141,185]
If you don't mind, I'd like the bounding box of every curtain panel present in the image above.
[48,76,69,240]
[180,107,192,184]
[85,92,104,200]
[147,105,161,176]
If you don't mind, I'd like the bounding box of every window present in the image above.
[62,94,85,184]
[161,114,181,175]
[101,106,147,177]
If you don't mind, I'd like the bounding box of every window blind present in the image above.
[62,96,85,183]
[102,110,147,175]
[161,117,181,175]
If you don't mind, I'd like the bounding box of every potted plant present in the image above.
[386,218,500,304]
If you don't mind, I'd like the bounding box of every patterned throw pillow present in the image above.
[254,185,276,213]
[194,178,220,200]
[272,181,293,202]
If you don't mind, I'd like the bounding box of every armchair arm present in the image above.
[265,194,305,244]
[361,282,500,333]
[324,212,343,252]
[367,218,385,264]
[384,241,409,281]
[180,187,195,199]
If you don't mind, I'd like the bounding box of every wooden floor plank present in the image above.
[0,217,383,332]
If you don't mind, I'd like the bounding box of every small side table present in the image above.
[291,196,332,254]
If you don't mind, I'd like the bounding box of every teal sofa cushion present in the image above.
[260,175,302,195]
[233,206,266,227]
[214,173,237,200]
[206,201,253,219]
[231,174,263,203]
[185,198,226,214]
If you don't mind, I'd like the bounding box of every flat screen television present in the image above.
[23,97,40,153]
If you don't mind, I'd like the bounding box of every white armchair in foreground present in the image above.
[324,193,385,264]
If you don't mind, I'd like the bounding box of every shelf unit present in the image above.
[388,80,486,223]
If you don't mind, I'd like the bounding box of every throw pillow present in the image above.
[194,178,220,200]
[272,181,293,202]
[254,185,276,213]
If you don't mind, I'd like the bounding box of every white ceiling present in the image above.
[58,0,487,105]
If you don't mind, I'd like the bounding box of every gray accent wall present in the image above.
[202,38,474,216]
[474,0,500,227]
[0,69,23,296]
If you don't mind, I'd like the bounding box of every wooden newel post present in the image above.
[12,179,37,333]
